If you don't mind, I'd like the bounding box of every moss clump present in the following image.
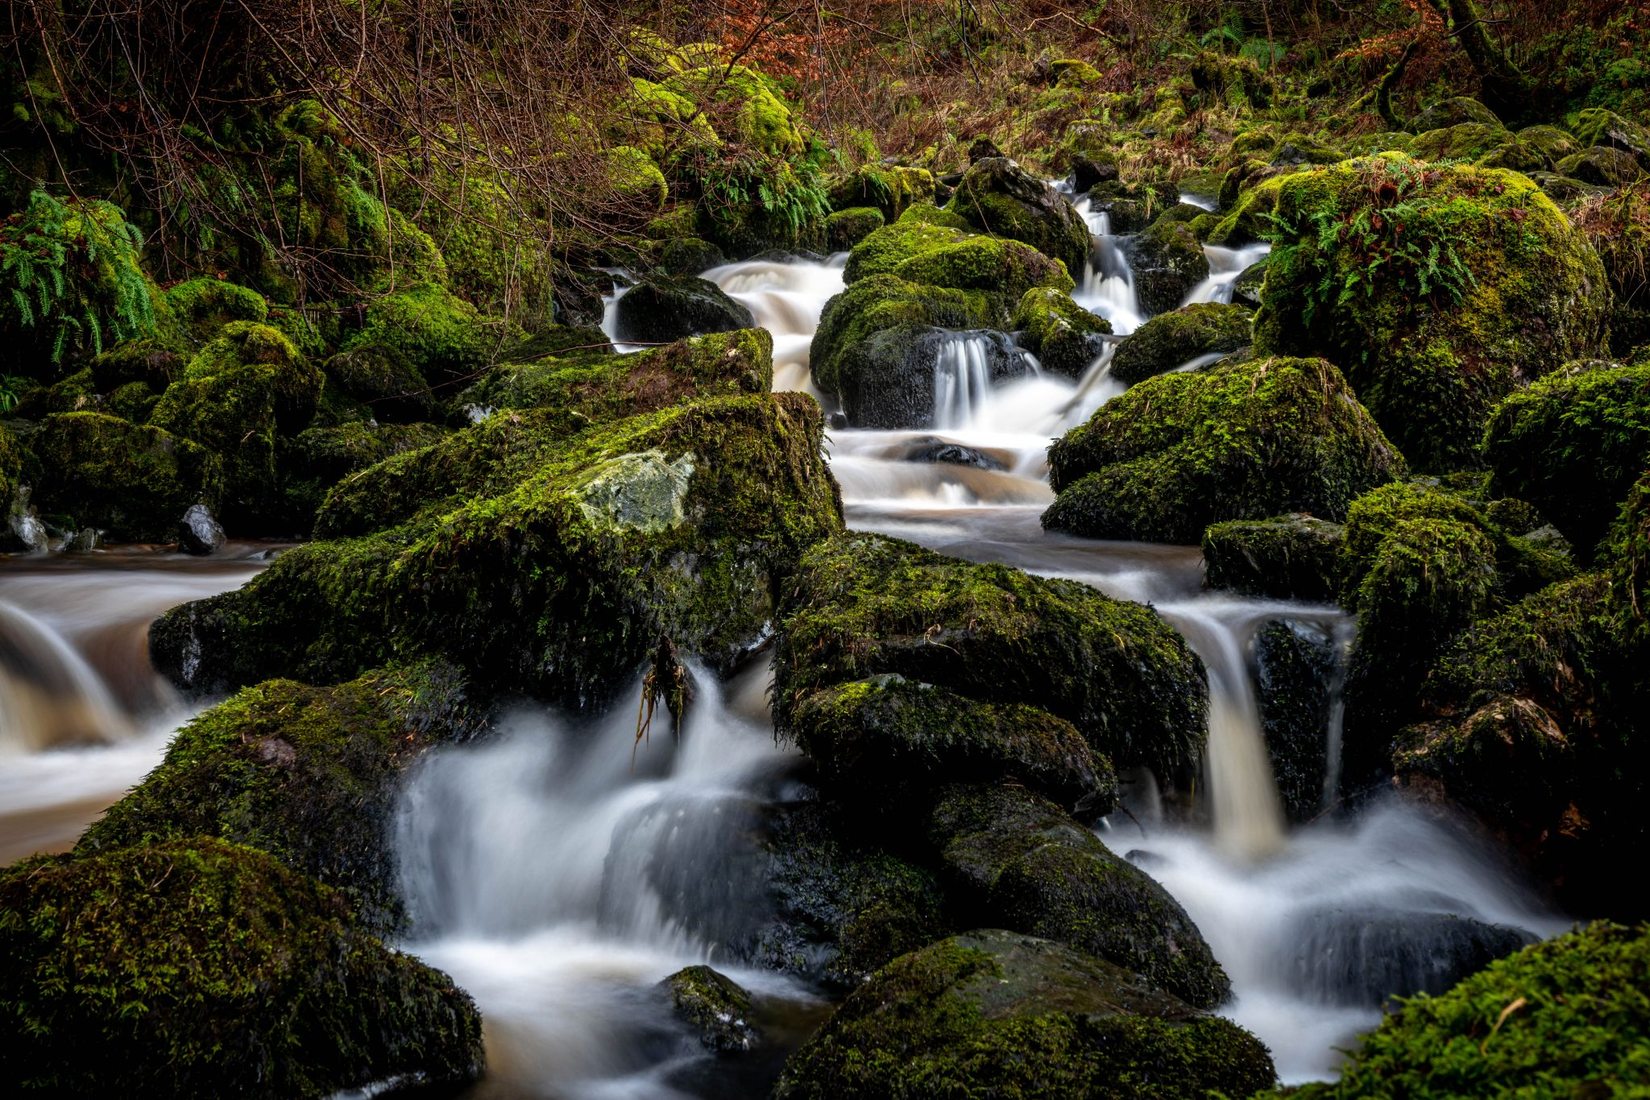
[163,277,268,345]
[661,966,758,1054]
[605,145,669,212]
[823,206,883,252]
[1202,514,1344,602]
[152,393,842,707]
[1287,922,1650,1098]
[789,676,1115,814]
[284,421,450,527]
[776,533,1206,782]
[1556,146,1643,187]
[1410,123,1513,163]
[774,929,1272,1100]
[88,338,183,393]
[1253,155,1610,470]
[0,838,484,1097]
[1482,360,1650,560]
[1011,287,1110,379]
[844,210,1072,304]
[1109,302,1252,385]
[27,412,222,541]
[341,282,504,389]
[327,329,774,537]
[931,784,1230,1007]
[1410,97,1503,131]
[945,157,1091,276]
[78,662,479,932]
[826,166,936,222]
[150,321,324,532]
[1045,356,1405,545]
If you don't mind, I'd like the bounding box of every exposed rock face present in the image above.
[614,273,757,343]
[177,503,226,555]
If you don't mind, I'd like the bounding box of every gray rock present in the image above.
[178,504,225,556]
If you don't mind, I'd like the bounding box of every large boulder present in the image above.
[945,157,1092,276]
[1044,356,1405,544]
[77,661,481,932]
[27,412,222,542]
[339,281,504,389]
[1295,922,1650,1098]
[1569,108,1650,168]
[1012,286,1110,379]
[776,533,1208,783]
[1408,96,1501,132]
[151,393,841,707]
[1109,302,1252,385]
[1482,360,1650,560]
[1202,513,1343,602]
[1125,216,1211,317]
[1253,156,1609,470]
[773,929,1273,1100]
[613,274,756,344]
[0,838,484,1097]
[1278,908,1534,1006]
[930,783,1230,1007]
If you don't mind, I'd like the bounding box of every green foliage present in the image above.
[694,147,831,250]
[0,191,156,370]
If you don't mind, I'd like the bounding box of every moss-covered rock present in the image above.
[1253,156,1610,470]
[657,236,728,276]
[945,157,1091,276]
[827,165,936,222]
[930,784,1230,1007]
[1201,513,1344,602]
[1410,123,1512,163]
[1409,97,1501,132]
[788,676,1115,814]
[327,329,774,537]
[1570,108,1650,167]
[1556,145,1645,187]
[1045,356,1405,544]
[1286,922,1650,1098]
[776,533,1206,782]
[613,273,756,344]
[26,412,222,541]
[1011,286,1110,379]
[661,966,759,1054]
[78,661,479,932]
[152,393,841,707]
[1254,619,1338,823]
[774,929,1271,1100]
[1109,302,1251,385]
[321,346,437,424]
[150,321,323,532]
[283,421,450,530]
[823,206,884,252]
[844,207,1073,302]
[163,277,269,345]
[1482,360,1650,559]
[0,838,483,1097]
[88,337,184,393]
[341,282,503,389]
[1124,216,1210,317]
[1619,469,1650,646]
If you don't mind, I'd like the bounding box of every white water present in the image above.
[1186,242,1272,305]
[932,332,1003,429]
[1071,200,1146,334]
[705,256,846,396]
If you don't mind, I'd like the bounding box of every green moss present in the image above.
[945,157,1091,276]
[668,65,806,156]
[776,533,1206,781]
[1482,360,1650,560]
[774,929,1271,1099]
[341,282,506,389]
[0,838,483,1097]
[88,338,184,393]
[1202,514,1344,602]
[606,145,669,212]
[321,346,436,424]
[1618,470,1650,645]
[661,966,757,1053]
[789,676,1115,813]
[1045,356,1405,544]
[1410,97,1503,131]
[823,206,884,252]
[1410,123,1513,163]
[26,412,222,541]
[284,421,450,528]
[1252,156,1611,470]
[163,278,269,345]
[152,393,842,707]
[826,166,936,222]
[1109,303,1251,385]
[1286,922,1650,1098]
[1129,216,1212,316]
[657,236,727,275]
[1010,287,1110,379]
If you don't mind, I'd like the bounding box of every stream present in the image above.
[0,191,1565,1097]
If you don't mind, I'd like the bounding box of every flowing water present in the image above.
[0,181,1564,1096]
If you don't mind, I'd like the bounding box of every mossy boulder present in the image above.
[321,346,437,423]
[1288,922,1650,1098]
[152,393,841,707]
[1569,108,1650,167]
[329,329,775,536]
[1201,513,1344,602]
[283,421,450,534]
[930,783,1230,1007]
[776,533,1207,783]
[661,966,759,1054]
[827,165,936,222]
[1011,286,1110,379]
[89,338,183,393]
[78,662,479,932]
[163,277,269,345]
[1254,619,1338,823]
[844,207,1073,302]
[27,412,222,541]
[1556,146,1644,188]
[1045,356,1405,544]
[1253,156,1610,470]
[1109,302,1251,385]
[824,206,883,252]
[945,157,1091,276]
[1409,97,1502,132]
[774,929,1272,1100]
[1483,361,1650,560]
[1124,216,1210,316]
[657,236,728,276]
[788,676,1116,814]
[341,282,502,389]
[1410,123,1512,163]
[0,838,483,1098]
[613,273,756,344]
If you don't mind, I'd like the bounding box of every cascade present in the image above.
[1186,242,1272,305]
[1070,200,1146,334]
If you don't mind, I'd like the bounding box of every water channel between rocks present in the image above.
[0,192,1566,1099]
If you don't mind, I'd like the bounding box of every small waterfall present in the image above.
[706,255,847,396]
[932,332,999,429]
[597,269,643,354]
[1179,191,1218,212]
[1069,201,1145,334]
[1321,618,1358,811]
[1185,242,1271,305]
[0,600,133,754]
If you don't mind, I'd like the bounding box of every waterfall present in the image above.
[706,255,847,396]
[0,600,133,754]
[1070,201,1145,334]
[932,333,999,429]
[1185,242,1271,305]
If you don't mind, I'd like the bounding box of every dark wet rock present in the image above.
[615,274,756,344]
[815,314,1030,430]
[60,527,101,553]
[1070,155,1119,193]
[1254,619,1338,823]
[1231,261,1267,308]
[967,136,1004,163]
[177,504,226,554]
[773,929,1274,1100]
[1109,303,1251,385]
[946,157,1092,276]
[0,838,485,1098]
[1202,513,1344,602]
[661,966,761,1055]
[1125,217,1211,316]
[1280,907,1535,1006]
[928,783,1230,1008]
[657,237,728,276]
[896,438,1008,470]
